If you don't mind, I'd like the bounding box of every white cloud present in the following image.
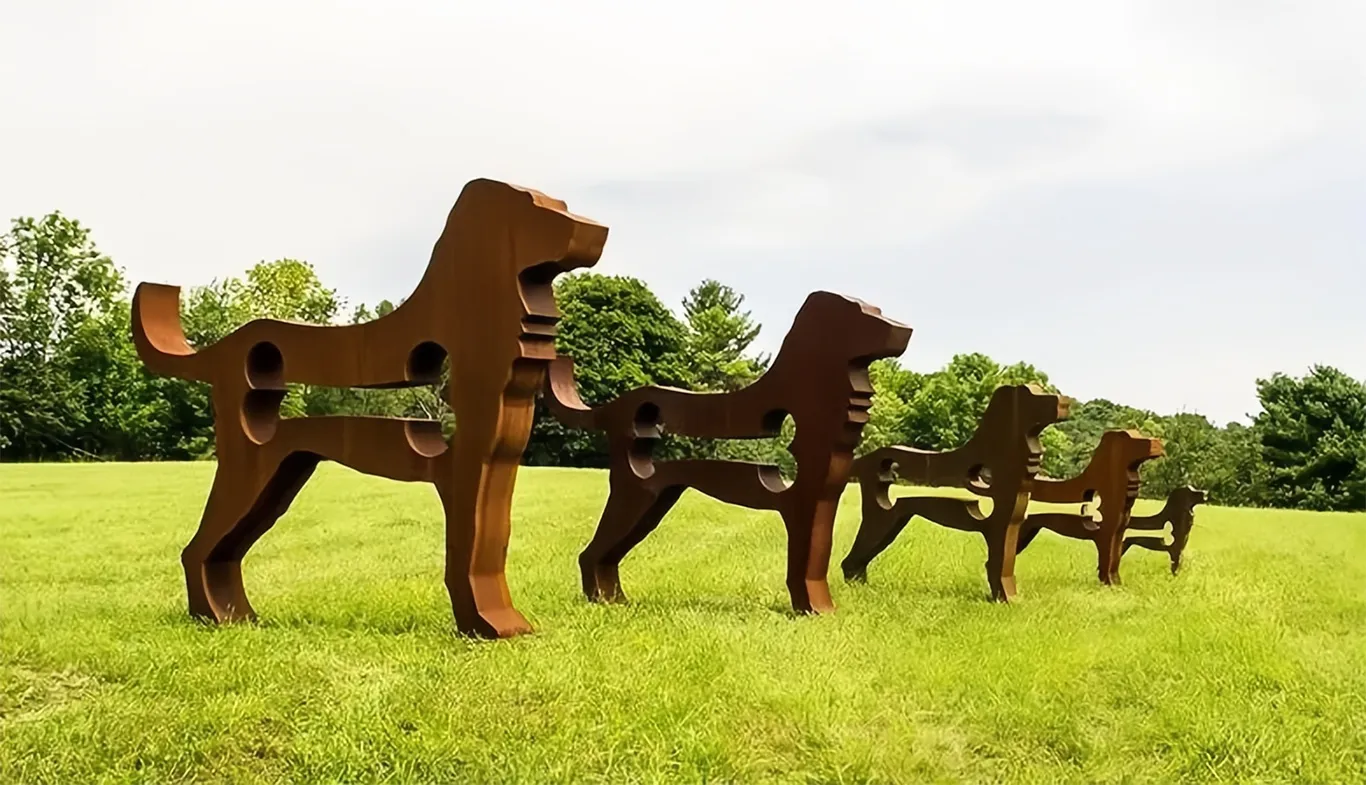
[2,0,1363,423]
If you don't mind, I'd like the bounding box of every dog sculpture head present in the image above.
[780,292,912,420]
[786,291,913,363]
[448,179,609,354]
[979,384,1072,477]
[1173,485,1207,510]
[1094,429,1164,496]
[1096,429,1166,465]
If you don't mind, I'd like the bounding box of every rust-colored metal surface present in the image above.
[841,385,1071,601]
[544,292,911,615]
[1015,430,1164,585]
[1123,485,1206,574]
[131,179,607,639]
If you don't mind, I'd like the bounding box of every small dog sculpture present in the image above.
[842,385,1071,601]
[1123,485,1207,574]
[544,291,911,615]
[1015,429,1164,585]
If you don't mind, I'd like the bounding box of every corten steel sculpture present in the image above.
[1122,485,1206,575]
[131,178,607,639]
[841,385,1071,601]
[1014,430,1164,585]
[543,292,912,615]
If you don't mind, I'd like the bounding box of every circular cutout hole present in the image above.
[882,459,902,484]
[246,342,284,389]
[242,389,284,444]
[628,403,662,476]
[632,402,663,437]
[967,464,993,491]
[1085,492,1104,523]
[761,409,789,436]
[405,421,448,458]
[406,341,447,385]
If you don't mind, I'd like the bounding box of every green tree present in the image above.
[185,260,342,421]
[858,359,916,455]
[1254,366,1366,511]
[526,273,696,466]
[1202,421,1267,507]
[0,213,126,459]
[1038,427,1075,480]
[858,353,1074,478]
[681,279,766,392]
[900,353,1058,451]
[1050,399,1164,480]
[1140,413,1212,499]
[64,301,214,459]
[350,298,396,325]
[238,259,339,324]
[179,259,338,344]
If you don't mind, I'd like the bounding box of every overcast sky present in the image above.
[3,1,1363,424]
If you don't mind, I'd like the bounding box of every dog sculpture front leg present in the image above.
[1098,534,1127,586]
[982,521,1023,602]
[781,494,839,614]
[438,373,539,639]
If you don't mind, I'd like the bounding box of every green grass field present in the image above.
[3,463,1365,784]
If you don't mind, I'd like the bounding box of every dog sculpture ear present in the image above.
[509,186,608,274]
[453,179,608,275]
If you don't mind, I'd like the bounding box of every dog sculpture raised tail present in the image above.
[132,284,210,381]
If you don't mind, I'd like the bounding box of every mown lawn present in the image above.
[2,462,1365,784]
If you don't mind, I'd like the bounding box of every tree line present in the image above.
[3,212,1364,511]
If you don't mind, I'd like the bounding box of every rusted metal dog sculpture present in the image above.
[132,178,607,638]
[1123,485,1206,574]
[1014,430,1164,585]
[841,385,1071,601]
[544,292,911,615]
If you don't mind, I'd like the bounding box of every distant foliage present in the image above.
[1254,366,1366,511]
[860,354,1071,477]
[3,211,1363,510]
[0,213,128,459]
[681,279,767,392]
[523,273,695,466]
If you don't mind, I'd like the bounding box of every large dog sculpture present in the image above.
[544,291,911,615]
[841,385,1071,601]
[1014,429,1164,585]
[132,179,607,638]
[1123,485,1206,574]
